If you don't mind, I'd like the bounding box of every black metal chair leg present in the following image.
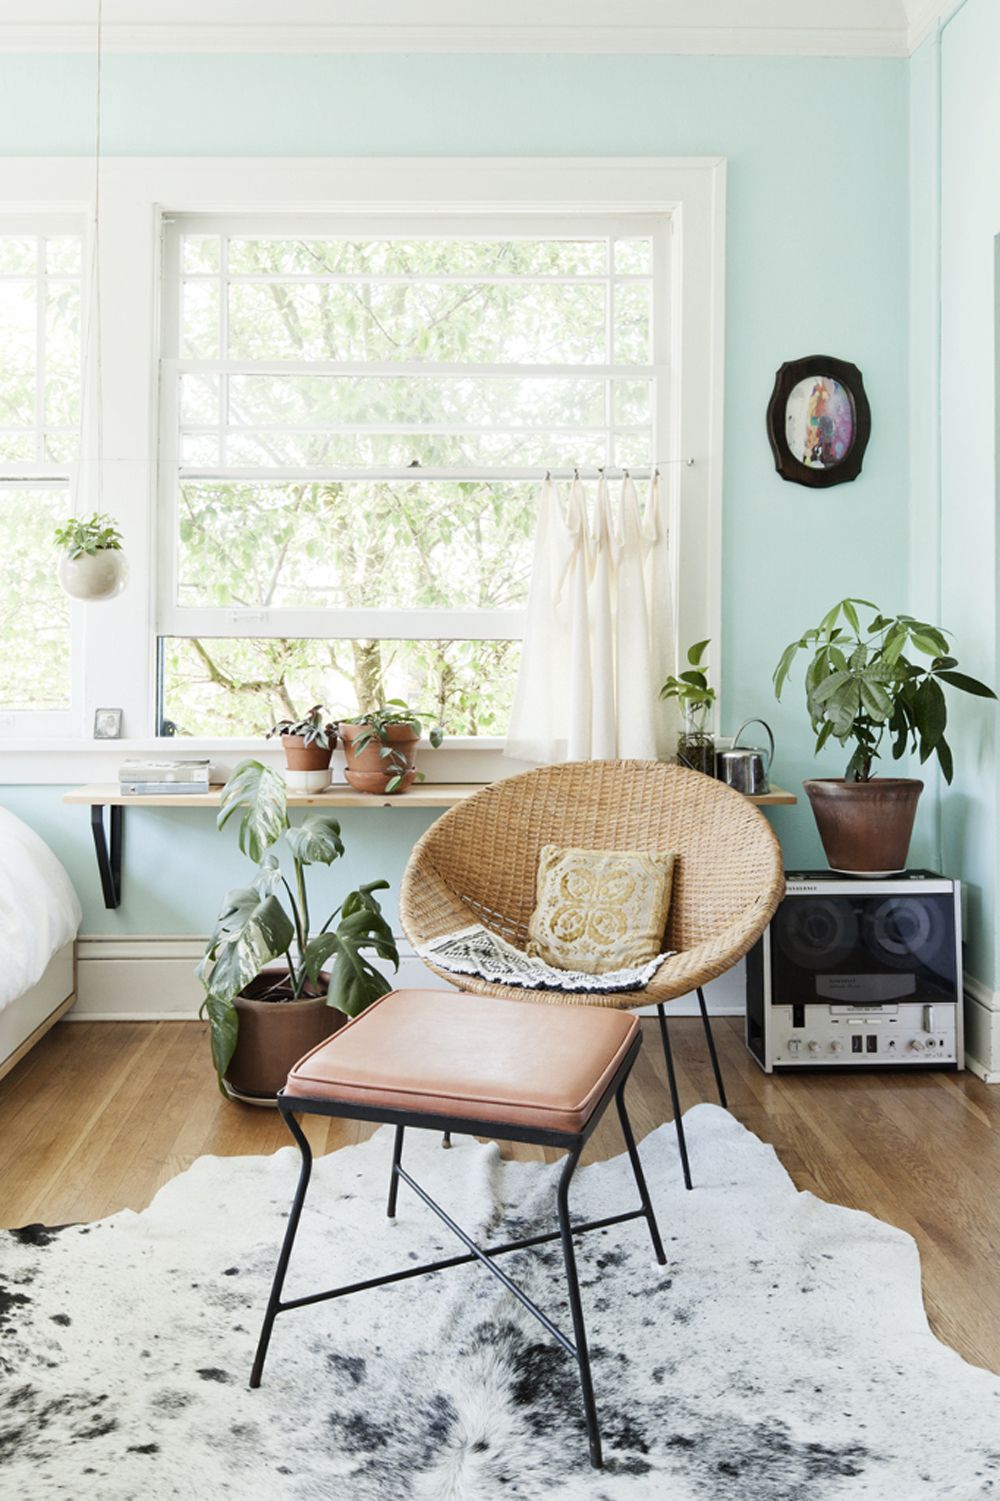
[441,1131,452,1149]
[615,1082,667,1265]
[555,1148,603,1469]
[696,986,728,1108]
[387,1124,405,1218]
[250,1106,313,1388]
[656,1004,693,1192]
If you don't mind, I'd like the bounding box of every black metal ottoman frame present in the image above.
[249,1032,665,1469]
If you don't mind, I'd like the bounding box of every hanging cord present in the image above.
[85,0,104,511]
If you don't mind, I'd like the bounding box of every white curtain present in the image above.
[505,473,676,763]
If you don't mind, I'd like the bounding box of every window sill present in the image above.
[0,735,523,786]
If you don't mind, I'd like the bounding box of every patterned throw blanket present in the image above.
[418,924,673,995]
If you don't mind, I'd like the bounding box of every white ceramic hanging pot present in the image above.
[58,549,128,601]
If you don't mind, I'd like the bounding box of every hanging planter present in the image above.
[54,513,127,601]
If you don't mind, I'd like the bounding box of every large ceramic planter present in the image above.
[224,968,343,1104]
[280,733,335,792]
[58,549,127,601]
[340,722,419,795]
[803,777,924,876]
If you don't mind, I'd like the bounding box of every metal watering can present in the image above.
[716,718,775,796]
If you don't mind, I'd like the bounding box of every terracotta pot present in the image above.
[803,777,924,876]
[224,968,344,1104]
[339,722,419,795]
[280,733,334,773]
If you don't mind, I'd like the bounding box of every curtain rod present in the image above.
[544,460,695,480]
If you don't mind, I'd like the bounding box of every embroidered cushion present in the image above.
[526,845,676,974]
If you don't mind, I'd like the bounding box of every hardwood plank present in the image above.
[1,1015,998,1378]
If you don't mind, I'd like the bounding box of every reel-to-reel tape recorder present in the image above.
[746,872,963,1072]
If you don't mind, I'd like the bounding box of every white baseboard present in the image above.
[70,936,745,1022]
[964,976,1000,1083]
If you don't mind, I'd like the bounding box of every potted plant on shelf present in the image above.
[659,640,717,775]
[197,759,398,1102]
[339,701,444,795]
[774,598,996,874]
[266,705,337,790]
[53,511,127,600]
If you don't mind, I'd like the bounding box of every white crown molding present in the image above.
[906,0,954,51]
[0,22,910,57]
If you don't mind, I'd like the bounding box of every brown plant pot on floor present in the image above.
[280,733,335,774]
[339,722,419,795]
[224,968,344,1104]
[803,778,924,876]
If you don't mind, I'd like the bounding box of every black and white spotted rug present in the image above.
[3,1105,1000,1499]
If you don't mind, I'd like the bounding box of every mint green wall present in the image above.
[0,52,911,935]
[909,2,1000,985]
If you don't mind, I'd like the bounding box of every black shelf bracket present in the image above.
[90,804,123,909]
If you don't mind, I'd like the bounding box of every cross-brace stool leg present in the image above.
[249,1047,664,1471]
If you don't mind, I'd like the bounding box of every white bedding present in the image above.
[0,807,82,1011]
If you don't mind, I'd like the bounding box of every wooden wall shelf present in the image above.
[63,780,797,909]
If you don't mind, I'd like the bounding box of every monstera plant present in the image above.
[198,759,398,1100]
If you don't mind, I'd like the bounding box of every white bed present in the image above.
[0,808,81,1081]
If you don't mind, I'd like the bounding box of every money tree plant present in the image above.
[773,598,995,783]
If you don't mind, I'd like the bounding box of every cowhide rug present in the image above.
[2,1105,1000,1499]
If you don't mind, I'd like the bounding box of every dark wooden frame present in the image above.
[766,355,871,488]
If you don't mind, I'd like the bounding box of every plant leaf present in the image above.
[915,675,947,749]
[810,669,853,705]
[301,932,340,986]
[285,812,345,866]
[217,759,288,863]
[686,638,710,666]
[937,735,954,785]
[198,887,295,1006]
[936,670,997,699]
[323,883,399,1017]
[200,993,239,1096]
[858,677,894,722]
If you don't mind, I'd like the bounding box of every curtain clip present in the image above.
[544,468,551,482]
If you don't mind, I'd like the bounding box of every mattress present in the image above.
[0,806,82,1011]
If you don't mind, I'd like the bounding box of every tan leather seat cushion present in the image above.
[284,988,639,1135]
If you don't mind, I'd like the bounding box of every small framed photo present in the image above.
[766,355,871,488]
[93,707,123,740]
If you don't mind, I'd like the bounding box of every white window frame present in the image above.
[158,208,671,649]
[0,212,88,738]
[0,157,725,783]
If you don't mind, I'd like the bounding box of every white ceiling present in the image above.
[0,0,957,58]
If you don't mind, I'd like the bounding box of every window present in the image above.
[157,216,670,737]
[0,222,82,724]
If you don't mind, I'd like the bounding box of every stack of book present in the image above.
[118,759,213,796]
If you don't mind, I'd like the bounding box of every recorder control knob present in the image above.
[807,1041,821,1054]
[830,1040,844,1054]
[909,1038,926,1053]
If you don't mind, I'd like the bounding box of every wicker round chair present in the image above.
[400,760,785,1188]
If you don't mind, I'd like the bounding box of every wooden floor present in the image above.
[2,1015,999,1376]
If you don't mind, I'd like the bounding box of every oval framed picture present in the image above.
[766,355,871,488]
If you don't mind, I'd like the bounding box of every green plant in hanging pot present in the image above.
[53,511,127,601]
[659,640,717,775]
[339,701,444,795]
[774,598,995,874]
[197,760,398,1102]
